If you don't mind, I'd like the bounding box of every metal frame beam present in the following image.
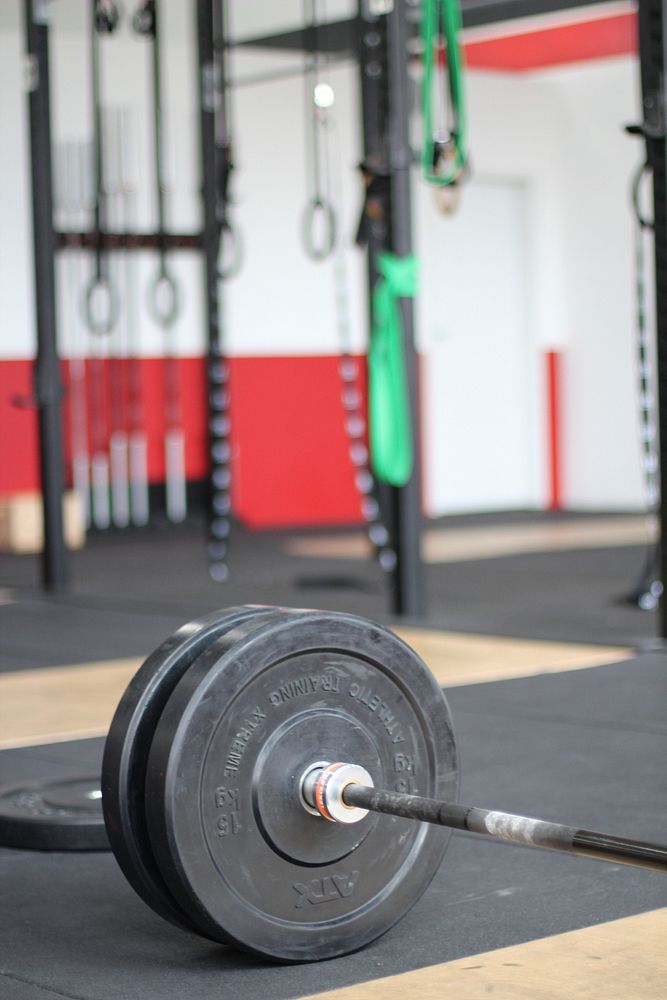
[24,0,68,590]
[358,0,425,618]
[636,0,667,637]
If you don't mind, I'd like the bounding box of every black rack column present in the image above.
[358,0,425,617]
[637,0,667,636]
[196,0,226,574]
[24,0,68,590]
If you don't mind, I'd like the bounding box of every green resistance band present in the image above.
[421,0,467,186]
[369,253,418,487]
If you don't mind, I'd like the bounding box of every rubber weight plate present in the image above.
[0,776,108,851]
[102,605,280,933]
[145,610,459,961]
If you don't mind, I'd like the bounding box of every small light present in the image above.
[210,389,228,410]
[213,492,231,515]
[361,497,379,520]
[346,416,365,438]
[369,523,388,547]
[208,541,227,560]
[378,548,397,572]
[209,562,229,583]
[212,441,230,463]
[355,470,373,494]
[342,388,360,409]
[210,361,228,383]
[211,415,230,436]
[211,518,230,538]
[350,442,368,466]
[339,359,357,381]
[213,467,231,489]
[314,82,335,109]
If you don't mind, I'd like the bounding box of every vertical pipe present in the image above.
[636,0,667,636]
[385,0,425,616]
[196,0,229,579]
[546,350,562,511]
[24,0,68,589]
[357,2,398,593]
[357,0,425,617]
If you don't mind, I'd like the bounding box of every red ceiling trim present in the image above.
[462,11,637,72]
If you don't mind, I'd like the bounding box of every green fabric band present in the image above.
[368,252,418,487]
[421,0,467,187]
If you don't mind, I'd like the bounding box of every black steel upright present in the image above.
[24,0,68,589]
[636,0,667,636]
[358,0,425,617]
[196,0,230,579]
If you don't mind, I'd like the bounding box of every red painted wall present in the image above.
[0,356,367,528]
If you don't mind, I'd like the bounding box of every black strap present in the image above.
[355,160,391,248]
[136,0,180,327]
[301,0,336,261]
[84,1,120,336]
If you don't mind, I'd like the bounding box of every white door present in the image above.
[416,177,540,515]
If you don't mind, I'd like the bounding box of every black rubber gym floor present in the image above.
[0,512,658,673]
[0,513,664,997]
[1,654,666,999]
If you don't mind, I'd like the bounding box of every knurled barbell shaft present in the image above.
[341,782,667,874]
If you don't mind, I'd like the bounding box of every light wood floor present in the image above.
[301,908,667,1000]
[286,515,656,564]
[0,630,629,750]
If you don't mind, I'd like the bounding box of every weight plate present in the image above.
[102,605,280,934]
[0,776,108,851]
[145,610,459,961]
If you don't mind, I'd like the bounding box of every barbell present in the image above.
[101,605,667,962]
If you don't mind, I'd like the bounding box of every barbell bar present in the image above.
[302,761,667,873]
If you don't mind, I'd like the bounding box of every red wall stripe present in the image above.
[464,12,637,72]
[0,361,41,493]
[546,350,562,511]
[0,356,367,528]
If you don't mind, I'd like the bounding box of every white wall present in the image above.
[0,0,648,513]
[540,57,644,510]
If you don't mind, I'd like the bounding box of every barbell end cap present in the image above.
[300,762,373,825]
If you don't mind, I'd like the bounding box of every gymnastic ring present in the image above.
[132,1,156,36]
[83,273,120,337]
[301,197,337,262]
[95,0,121,34]
[632,161,654,231]
[148,269,180,329]
[217,221,243,281]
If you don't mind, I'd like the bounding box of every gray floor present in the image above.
[0,514,660,674]
[1,654,666,999]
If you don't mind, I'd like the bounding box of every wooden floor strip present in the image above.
[0,633,629,751]
[300,908,667,1000]
[286,515,655,564]
[0,659,141,750]
[398,628,628,688]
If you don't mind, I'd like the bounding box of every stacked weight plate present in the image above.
[102,605,459,961]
